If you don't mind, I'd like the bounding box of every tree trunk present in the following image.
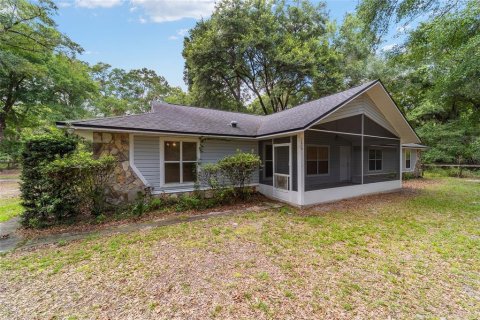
[0,73,25,143]
[0,114,6,143]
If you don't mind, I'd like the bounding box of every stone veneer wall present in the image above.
[93,132,147,204]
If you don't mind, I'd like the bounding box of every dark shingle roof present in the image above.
[58,80,378,138]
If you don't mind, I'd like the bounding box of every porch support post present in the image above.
[297,132,305,206]
[361,114,364,185]
[399,141,403,179]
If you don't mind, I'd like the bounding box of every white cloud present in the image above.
[177,28,188,36]
[75,0,123,8]
[130,0,215,23]
[168,28,189,40]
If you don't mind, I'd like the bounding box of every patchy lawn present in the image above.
[0,197,22,222]
[0,178,479,319]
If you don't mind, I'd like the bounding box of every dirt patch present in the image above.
[0,181,20,199]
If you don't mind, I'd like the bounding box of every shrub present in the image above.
[402,172,416,180]
[176,194,203,211]
[20,132,115,228]
[198,163,223,190]
[44,151,115,216]
[217,151,261,198]
[20,133,78,227]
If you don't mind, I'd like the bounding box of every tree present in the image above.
[0,0,82,141]
[357,0,469,39]
[183,0,339,114]
[383,0,480,163]
[332,13,381,88]
[91,63,188,115]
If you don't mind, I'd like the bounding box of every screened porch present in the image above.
[304,114,401,191]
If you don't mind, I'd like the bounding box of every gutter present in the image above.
[56,122,306,140]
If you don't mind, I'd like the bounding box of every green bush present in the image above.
[20,133,79,227]
[198,162,223,190]
[44,151,115,216]
[176,194,203,211]
[20,133,115,228]
[402,172,416,180]
[199,151,261,199]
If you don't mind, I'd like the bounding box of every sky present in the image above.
[53,0,398,90]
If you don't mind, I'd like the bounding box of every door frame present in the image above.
[272,143,292,196]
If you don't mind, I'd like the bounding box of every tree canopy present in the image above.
[183,0,342,114]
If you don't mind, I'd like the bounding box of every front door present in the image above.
[339,146,351,181]
[273,144,291,198]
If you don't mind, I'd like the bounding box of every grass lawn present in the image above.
[0,197,22,222]
[0,178,479,319]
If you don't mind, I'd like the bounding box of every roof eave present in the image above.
[56,121,307,140]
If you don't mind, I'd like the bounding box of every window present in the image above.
[164,141,197,184]
[405,150,411,169]
[264,144,273,178]
[368,149,382,171]
[306,146,329,175]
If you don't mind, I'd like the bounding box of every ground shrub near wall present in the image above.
[198,151,261,199]
[217,152,261,197]
[126,152,261,218]
[20,133,79,227]
[20,133,115,228]
[44,151,115,217]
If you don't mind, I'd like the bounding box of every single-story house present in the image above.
[57,80,426,206]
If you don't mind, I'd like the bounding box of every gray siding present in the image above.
[200,138,259,184]
[133,135,160,189]
[318,94,398,136]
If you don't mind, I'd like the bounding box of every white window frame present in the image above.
[405,149,412,169]
[160,137,200,187]
[305,144,330,176]
[368,148,383,172]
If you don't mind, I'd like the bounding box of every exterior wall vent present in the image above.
[230,121,238,128]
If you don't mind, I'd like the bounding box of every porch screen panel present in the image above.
[274,146,289,174]
[363,137,400,184]
[274,146,290,190]
[304,130,362,191]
